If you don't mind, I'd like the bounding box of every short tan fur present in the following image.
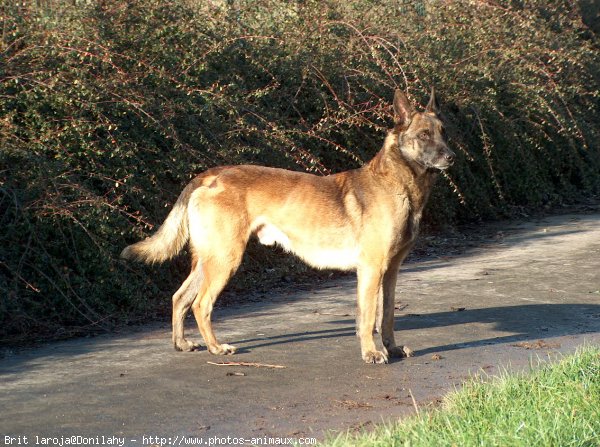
[122,88,455,364]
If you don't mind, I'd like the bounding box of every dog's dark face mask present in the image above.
[393,88,456,171]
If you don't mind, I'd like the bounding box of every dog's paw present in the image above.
[173,339,201,352]
[209,343,237,355]
[363,350,388,364]
[387,345,414,358]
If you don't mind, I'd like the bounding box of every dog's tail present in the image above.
[120,180,197,264]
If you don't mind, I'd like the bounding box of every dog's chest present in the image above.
[388,205,422,255]
[405,213,421,245]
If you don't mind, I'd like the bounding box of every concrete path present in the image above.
[1,212,599,446]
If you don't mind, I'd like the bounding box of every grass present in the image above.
[325,347,600,447]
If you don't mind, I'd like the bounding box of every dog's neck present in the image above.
[367,128,438,212]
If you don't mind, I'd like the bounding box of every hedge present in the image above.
[1,0,598,341]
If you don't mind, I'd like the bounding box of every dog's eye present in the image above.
[418,131,430,140]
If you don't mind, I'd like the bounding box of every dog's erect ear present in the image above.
[393,89,415,128]
[425,86,440,115]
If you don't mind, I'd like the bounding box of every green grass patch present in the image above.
[326,347,600,447]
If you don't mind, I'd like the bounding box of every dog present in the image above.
[121,88,455,364]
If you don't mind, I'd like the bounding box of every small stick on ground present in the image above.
[409,389,420,416]
[207,361,286,369]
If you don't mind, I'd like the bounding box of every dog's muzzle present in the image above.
[435,148,456,170]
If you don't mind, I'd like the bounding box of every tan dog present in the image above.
[121,88,455,364]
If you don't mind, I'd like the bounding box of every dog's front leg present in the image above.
[355,289,382,336]
[381,260,414,359]
[356,266,387,364]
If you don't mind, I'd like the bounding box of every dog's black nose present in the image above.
[444,151,456,164]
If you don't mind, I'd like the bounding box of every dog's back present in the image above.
[121,88,455,363]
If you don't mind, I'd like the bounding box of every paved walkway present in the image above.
[1,212,599,445]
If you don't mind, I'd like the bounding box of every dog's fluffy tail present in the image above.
[120,181,197,264]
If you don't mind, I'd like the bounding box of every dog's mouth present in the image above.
[433,160,453,171]
[419,158,453,172]
[433,149,456,170]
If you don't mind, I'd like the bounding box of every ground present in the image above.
[1,210,599,445]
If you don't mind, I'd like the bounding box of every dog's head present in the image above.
[392,88,455,171]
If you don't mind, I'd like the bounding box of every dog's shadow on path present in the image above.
[234,303,600,356]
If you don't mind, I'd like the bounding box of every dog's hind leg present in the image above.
[190,249,244,355]
[172,257,204,351]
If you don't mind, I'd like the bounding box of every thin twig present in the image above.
[409,389,420,416]
[207,361,286,369]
